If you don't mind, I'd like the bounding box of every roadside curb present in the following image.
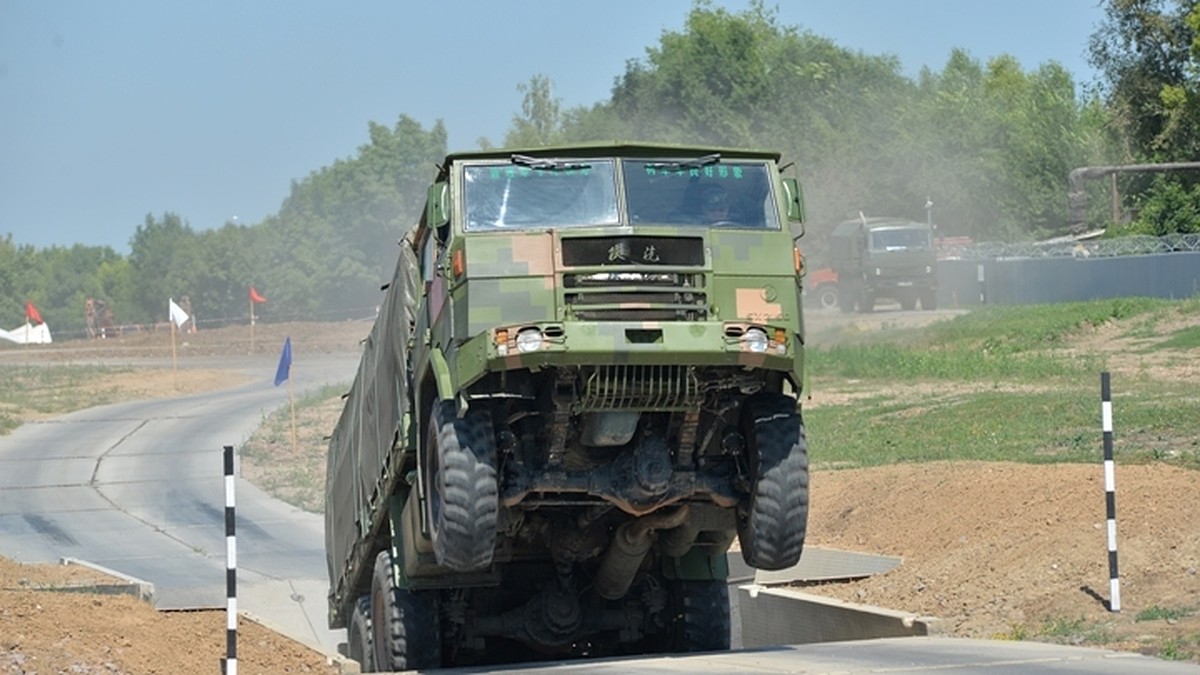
[57,557,156,603]
[739,584,943,646]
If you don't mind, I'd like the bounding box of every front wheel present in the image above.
[426,400,498,572]
[737,393,809,571]
[815,285,839,311]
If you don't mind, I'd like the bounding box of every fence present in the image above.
[936,243,1200,308]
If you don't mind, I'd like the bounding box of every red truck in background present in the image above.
[805,267,840,310]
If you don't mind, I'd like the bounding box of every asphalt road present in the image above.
[0,352,360,654]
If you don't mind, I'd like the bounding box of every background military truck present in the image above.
[830,215,938,312]
[324,143,811,671]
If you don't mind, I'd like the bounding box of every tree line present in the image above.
[3,0,1197,337]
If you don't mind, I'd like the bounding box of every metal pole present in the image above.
[1100,373,1120,612]
[223,445,239,674]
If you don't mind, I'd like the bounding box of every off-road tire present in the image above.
[668,579,731,652]
[371,550,441,671]
[348,595,375,671]
[815,285,839,311]
[737,393,809,571]
[427,400,498,572]
[920,289,938,310]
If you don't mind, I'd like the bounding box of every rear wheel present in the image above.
[348,595,375,671]
[371,550,441,671]
[668,579,731,652]
[837,282,856,314]
[920,289,938,310]
[426,400,498,572]
[737,393,809,571]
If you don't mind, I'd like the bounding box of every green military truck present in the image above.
[830,215,938,312]
[324,143,811,671]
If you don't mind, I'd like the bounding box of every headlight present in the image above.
[516,328,543,354]
[743,327,768,353]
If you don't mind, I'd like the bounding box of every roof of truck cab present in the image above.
[831,217,930,236]
[441,142,783,164]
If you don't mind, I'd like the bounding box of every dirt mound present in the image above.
[0,558,339,673]
[805,461,1200,658]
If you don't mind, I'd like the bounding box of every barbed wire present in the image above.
[939,233,1200,261]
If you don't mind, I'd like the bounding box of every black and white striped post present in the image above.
[1100,372,1120,612]
[223,445,239,674]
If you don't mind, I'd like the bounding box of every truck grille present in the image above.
[563,272,707,321]
[579,365,701,411]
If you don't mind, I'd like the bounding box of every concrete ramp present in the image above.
[728,546,936,648]
[728,545,902,585]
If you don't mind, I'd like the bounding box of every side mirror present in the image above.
[425,182,450,230]
[782,178,805,236]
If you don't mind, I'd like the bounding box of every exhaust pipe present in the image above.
[594,506,690,600]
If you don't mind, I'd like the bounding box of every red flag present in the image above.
[249,286,267,304]
[25,301,43,325]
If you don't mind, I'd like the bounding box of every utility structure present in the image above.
[1067,161,1200,233]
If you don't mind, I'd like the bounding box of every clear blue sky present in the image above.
[0,1,1106,253]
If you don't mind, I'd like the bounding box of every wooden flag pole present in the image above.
[288,364,298,456]
[249,296,256,354]
[170,319,179,389]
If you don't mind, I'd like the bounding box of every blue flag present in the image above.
[274,336,292,386]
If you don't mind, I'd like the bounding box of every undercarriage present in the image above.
[351,364,809,671]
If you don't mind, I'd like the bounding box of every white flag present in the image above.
[169,298,189,328]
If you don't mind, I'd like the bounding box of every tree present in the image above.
[278,114,446,284]
[1090,0,1200,160]
[127,212,203,325]
[503,75,564,148]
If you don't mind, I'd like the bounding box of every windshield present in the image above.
[869,227,932,251]
[463,160,619,231]
[623,159,779,229]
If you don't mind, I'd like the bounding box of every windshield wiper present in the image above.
[643,153,721,171]
[511,154,591,171]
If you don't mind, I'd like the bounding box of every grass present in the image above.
[1159,638,1196,661]
[0,363,134,434]
[1155,325,1200,351]
[1036,616,1117,645]
[238,383,347,512]
[805,297,1200,471]
[806,380,1200,468]
[1137,605,1194,622]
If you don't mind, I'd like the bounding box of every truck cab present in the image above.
[830,216,938,312]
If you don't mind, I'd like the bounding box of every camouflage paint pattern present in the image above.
[326,142,809,628]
